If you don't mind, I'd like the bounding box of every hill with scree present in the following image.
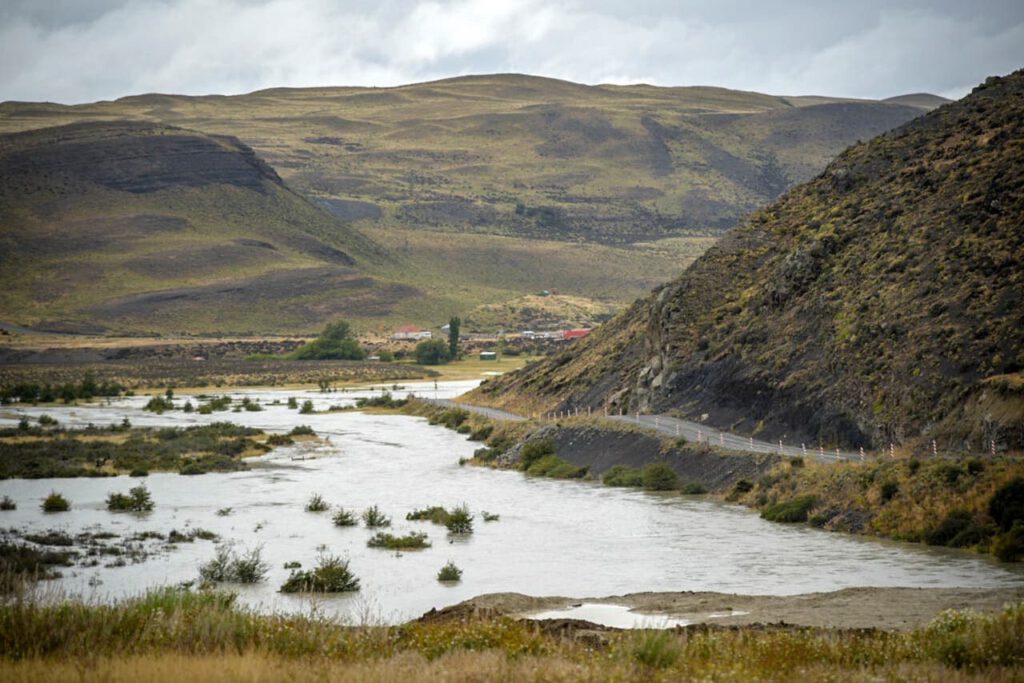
[0,121,416,334]
[0,75,942,334]
[472,71,1024,451]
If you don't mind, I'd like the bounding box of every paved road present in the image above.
[422,398,864,463]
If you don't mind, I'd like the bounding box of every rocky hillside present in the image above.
[0,121,415,334]
[473,71,1024,451]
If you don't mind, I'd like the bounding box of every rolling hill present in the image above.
[472,71,1024,451]
[0,75,945,334]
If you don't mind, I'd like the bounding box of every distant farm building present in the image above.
[562,329,591,340]
[479,351,497,361]
[392,325,432,341]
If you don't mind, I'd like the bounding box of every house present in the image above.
[391,325,432,341]
[562,329,590,340]
[479,351,497,361]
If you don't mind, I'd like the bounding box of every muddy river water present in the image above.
[1,381,1021,624]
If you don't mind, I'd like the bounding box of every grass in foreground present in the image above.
[0,588,1021,681]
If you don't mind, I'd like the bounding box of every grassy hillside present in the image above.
[0,74,935,245]
[0,75,941,334]
[473,70,1024,451]
[0,121,409,334]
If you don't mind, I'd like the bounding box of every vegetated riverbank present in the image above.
[0,586,1022,682]
[0,420,312,479]
[408,401,1024,562]
[0,358,434,395]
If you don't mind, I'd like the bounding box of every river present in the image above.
[1,381,1021,623]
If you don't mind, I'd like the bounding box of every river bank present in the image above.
[410,401,1024,563]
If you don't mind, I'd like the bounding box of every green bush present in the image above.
[106,485,154,512]
[991,522,1024,562]
[603,465,643,487]
[642,463,678,491]
[289,425,316,436]
[680,481,708,495]
[925,509,989,548]
[280,554,360,593]
[267,434,294,446]
[289,321,366,361]
[761,495,816,523]
[482,511,500,522]
[526,455,587,479]
[362,505,391,528]
[367,531,431,550]
[305,493,329,512]
[414,339,450,365]
[519,439,556,470]
[299,400,315,414]
[41,491,69,512]
[989,477,1024,532]
[199,545,268,584]
[332,508,358,527]
[143,396,175,414]
[880,480,900,502]
[445,504,474,534]
[0,495,16,510]
[437,561,462,582]
[407,506,450,524]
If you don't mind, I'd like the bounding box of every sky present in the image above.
[1,0,1022,104]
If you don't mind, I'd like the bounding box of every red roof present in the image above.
[562,329,591,339]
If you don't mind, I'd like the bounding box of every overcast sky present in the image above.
[2,0,1022,104]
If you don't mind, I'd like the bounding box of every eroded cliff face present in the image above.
[475,70,1024,450]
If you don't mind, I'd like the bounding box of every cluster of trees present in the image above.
[289,316,462,366]
[1,374,124,404]
[414,317,460,365]
[290,321,366,361]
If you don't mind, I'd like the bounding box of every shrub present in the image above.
[362,505,391,528]
[925,509,977,547]
[445,504,474,534]
[519,439,556,470]
[526,455,587,478]
[332,508,358,526]
[129,468,149,477]
[642,463,678,491]
[106,485,154,512]
[603,465,643,487]
[280,554,359,593]
[407,506,450,524]
[880,480,900,502]
[267,434,294,446]
[41,491,70,512]
[37,414,58,426]
[908,459,921,475]
[299,400,315,414]
[305,493,330,512]
[989,477,1024,532]
[680,481,708,495]
[287,397,298,409]
[283,561,301,569]
[965,458,985,475]
[482,511,500,522]
[761,495,816,523]
[732,479,754,494]
[143,396,174,414]
[0,496,16,511]
[179,463,207,475]
[630,629,682,669]
[991,522,1024,562]
[289,320,366,361]
[367,531,431,550]
[414,339,450,365]
[289,425,316,436]
[199,545,268,584]
[437,561,463,582]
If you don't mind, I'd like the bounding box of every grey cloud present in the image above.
[1,0,1022,103]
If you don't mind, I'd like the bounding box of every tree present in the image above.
[290,320,366,361]
[415,339,450,365]
[448,316,461,360]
